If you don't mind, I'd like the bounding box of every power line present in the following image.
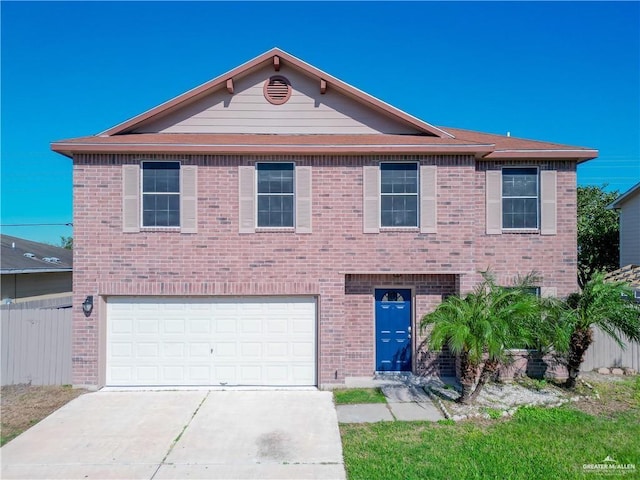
[1,223,73,227]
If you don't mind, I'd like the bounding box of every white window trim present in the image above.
[501,165,540,231]
[379,161,420,229]
[255,161,296,229]
[140,160,181,230]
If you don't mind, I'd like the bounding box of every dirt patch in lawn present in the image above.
[1,384,88,446]
[571,375,640,418]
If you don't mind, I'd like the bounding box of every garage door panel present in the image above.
[265,365,289,382]
[214,342,237,357]
[112,318,133,334]
[239,366,262,384]
[136,319,158,334]
[292,342,314,358]
[266,342,288,357]
[137,343,159,358]
[164,319,186,334]
[188,366,211,382]
[110,343,132,358]
[110,366,134,383]
[214,365,237,384]
[138,365,160,382]
[240,319,261,334]
[164,343,184,357]
[266,319,287,334]
[190,319,211,334]
[107,296,316,386]
[292,365,315,383]
[215,318,237,334]
[162,366,184,382]
[293,318,314,333]
[189,343,210,357]
[241,343,262,357]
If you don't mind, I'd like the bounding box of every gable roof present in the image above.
[1,235,72,274]
[51,48,598,162]
[100,48,451,139]
[608,181,640,209]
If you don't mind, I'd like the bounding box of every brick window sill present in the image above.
[501,229,540,235]
[380,228,420,233]
[140,227,182,233]
[255,228,296,233]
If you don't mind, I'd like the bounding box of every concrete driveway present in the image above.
[0,390,345,480]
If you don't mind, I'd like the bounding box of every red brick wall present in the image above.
[71,154,577,387]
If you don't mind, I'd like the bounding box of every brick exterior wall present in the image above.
[71,154,578,388]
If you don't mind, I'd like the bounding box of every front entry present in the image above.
[375,289,411,372]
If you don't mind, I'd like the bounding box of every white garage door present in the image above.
[106,296,316,386]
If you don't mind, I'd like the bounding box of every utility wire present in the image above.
[1,223,73,227]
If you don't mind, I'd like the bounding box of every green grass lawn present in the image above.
[340,379,640,480]
[334,388,387,405]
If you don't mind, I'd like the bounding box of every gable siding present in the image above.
[133,65,419,135]
[619,192,640,266]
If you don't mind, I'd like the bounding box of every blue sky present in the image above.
[2,1,639,245]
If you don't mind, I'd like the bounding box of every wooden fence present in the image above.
[582,326,640,371]
[1,298,73,386]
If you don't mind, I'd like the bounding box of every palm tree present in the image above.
[562,272,640,388]
[421,271,541,404]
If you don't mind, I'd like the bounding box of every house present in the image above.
[1,234,72,304]
[582,183,640,372]
[608,182,640,268]
[51,48,597,390]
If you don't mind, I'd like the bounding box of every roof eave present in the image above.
[51,142,493,156]
[483,149,598,162]
[1,268,73,275]
[607,181,640,209]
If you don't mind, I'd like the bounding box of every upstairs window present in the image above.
[142,162,180,227]
[502,167,539,229]
[380,163,418,227]
[257,163,295,228]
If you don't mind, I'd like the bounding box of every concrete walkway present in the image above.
[336,383,444,423]
[1,390,345,480]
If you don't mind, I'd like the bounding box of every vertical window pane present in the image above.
[381,163,418,193]
[142,162,180,193]
[503,198,538,229]
[257,163,294,194]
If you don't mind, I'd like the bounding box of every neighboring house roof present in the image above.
[605,264,640,289]
[51,48,598,162]
[1,235,72,274]
[607,181,640,209]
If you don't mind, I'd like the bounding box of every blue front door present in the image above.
[375,289,412,372]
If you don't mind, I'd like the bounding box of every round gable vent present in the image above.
[264,75,292,105]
